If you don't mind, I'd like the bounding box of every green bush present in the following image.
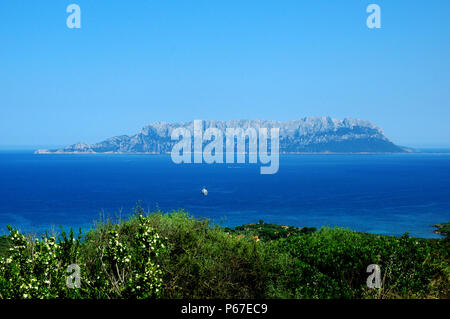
[79,212,165,298]
[0,212,164,299]
[0,236,12,258]
[267,228,449,299]
[225,221,316,241]
[0,208,448,299]
[143,210,269,298]
[0,226,82,298]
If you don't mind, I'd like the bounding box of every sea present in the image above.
[0,151,449,238]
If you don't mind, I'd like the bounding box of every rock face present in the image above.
[35,117,410,154]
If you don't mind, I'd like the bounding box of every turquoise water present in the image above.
[0,152,449,238]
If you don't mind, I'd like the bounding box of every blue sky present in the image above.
[0,0,449,148]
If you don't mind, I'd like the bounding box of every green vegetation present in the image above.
[434,223,450,237]
[268,229,449,298]
[0,211,164,299]
[0,207,448,299]
[224,220,317,241]
[0,236,11,258]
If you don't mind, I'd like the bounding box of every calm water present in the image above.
[0,152,449,238]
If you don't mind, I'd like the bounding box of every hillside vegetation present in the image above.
[0,208,448,299]
[434,223,450,237]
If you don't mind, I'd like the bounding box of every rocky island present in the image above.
[35,117,412,154]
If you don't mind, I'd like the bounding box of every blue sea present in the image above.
[0,151,449,238]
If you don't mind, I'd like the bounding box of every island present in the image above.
[35,117,413,154]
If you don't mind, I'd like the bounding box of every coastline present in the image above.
[34,150,423,155]
[433,223,450,237]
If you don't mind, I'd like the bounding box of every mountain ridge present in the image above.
[35,117,412,154]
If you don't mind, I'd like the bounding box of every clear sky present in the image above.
[0,0,449,148]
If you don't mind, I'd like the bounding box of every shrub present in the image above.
[225,221,316,241]
[80,213,165,298]
[0,226,81,299]
[267,228,449,299]
[143,211,269,298]
[0,208,448,299]
[0,236,12,258]
[0,212,165,299]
